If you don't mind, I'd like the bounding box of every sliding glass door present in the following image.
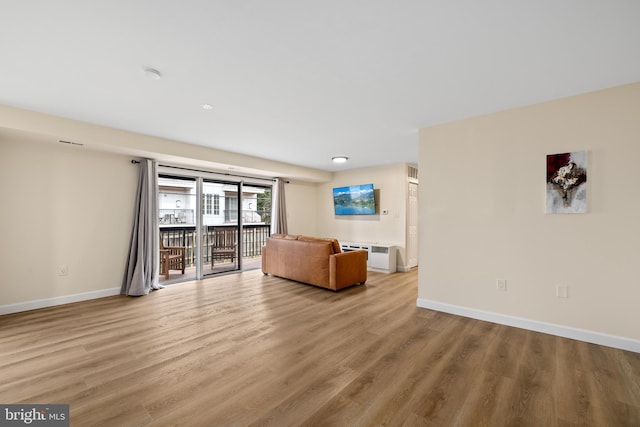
[201,180,241,276]
[158,167,272,285]
[241,185,271,271]
[158,175,198,284]
[201,182,272,276]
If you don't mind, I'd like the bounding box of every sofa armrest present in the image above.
[261,245,269,274]
[329,250,368,290]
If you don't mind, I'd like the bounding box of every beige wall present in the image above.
[0,107,413,308]
[0,104,332,184]
[0,137,137,305]
[0,104,324,310]
[418,82,640,341]
[285,180,319,236]
[316,164,409,269]
[0,134,320,309]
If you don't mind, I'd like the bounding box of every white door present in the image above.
[407,182,419,268]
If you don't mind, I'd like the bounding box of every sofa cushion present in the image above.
[270,233,298,240]
[297,235,341,254]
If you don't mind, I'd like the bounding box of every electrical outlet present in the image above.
[58,265,69,276]
[556,284,568,298]
[496,279,507,292]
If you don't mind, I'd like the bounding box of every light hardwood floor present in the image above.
[1,269,639,426]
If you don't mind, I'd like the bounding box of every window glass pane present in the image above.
[203,181,240,275]
[158,176,196,225]
[158,175,197,284]
[247,185,271,225]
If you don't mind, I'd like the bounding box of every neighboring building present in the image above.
[158,177,270,226]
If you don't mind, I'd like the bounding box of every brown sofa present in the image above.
[262,234,367,290]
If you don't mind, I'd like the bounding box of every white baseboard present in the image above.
[416,298,640,354]
[0,288,121,315]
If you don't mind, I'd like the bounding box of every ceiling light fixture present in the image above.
[143,68,162,80]
[332,156,349,163]
[202,104,214,110]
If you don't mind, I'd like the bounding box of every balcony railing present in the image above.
[160,224,270,268]
[159,209,194,224]
[160,209,270,225]
[224,209,270,224]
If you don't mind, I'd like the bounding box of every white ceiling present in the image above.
[1,1,639,172]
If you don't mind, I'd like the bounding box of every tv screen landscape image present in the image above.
[333,183,376,215]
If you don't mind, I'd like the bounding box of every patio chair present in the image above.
[160,239,185,280]
[211,227,237,267]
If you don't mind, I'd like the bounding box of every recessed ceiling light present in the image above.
[143,68,162,80]
[332,156,349,163]
[202,104,214,110]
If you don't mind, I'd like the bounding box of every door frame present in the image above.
[158,164,273,282]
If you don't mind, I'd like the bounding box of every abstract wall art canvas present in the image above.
[546,151,587,214]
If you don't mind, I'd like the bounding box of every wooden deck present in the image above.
[159,256,263,285]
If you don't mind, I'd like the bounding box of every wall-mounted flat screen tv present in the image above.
[333,183,376,215]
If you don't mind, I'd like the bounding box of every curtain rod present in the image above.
[131,160,289,183]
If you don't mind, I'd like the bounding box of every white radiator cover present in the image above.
[340,242,396,273]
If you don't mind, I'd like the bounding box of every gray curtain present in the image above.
[121,159,161,296]
[271,177,288,235]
